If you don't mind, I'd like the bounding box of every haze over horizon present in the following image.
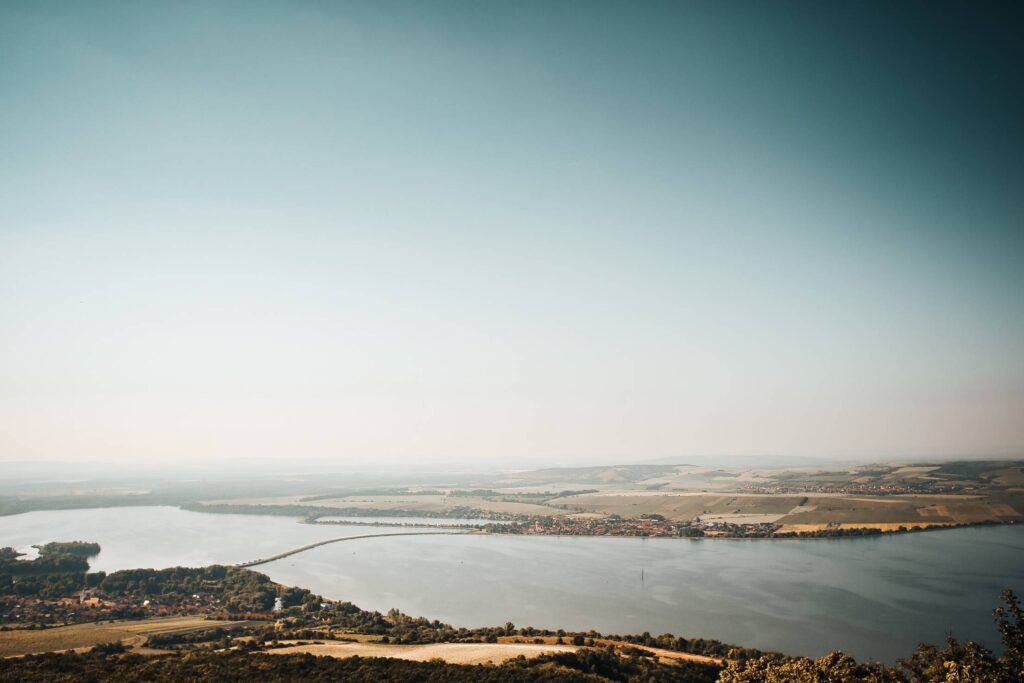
[2,1,1022,466]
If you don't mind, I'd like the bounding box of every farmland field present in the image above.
[267,640,578,664]
[0,616,248,658]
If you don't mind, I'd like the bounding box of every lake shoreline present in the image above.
[2,506,1020,661]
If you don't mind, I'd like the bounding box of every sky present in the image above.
[1,1,1022,467]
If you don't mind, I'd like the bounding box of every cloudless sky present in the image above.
[1,1,1022,466]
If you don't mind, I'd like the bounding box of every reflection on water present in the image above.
[13,544,40,561]
[1,506,1021,662]
[0,507,364,572]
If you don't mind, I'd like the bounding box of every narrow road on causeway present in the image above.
[236,530,472,567]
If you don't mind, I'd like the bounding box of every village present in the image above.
[0,589,242,628]
[737,481,969,496]
[483,515,778,539]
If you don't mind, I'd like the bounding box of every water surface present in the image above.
[1,506,1020,662]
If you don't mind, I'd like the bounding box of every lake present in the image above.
[1,506,1021,662]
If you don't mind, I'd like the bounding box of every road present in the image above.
[236,530,473,567]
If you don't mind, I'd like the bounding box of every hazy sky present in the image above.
[1,1,1022,466]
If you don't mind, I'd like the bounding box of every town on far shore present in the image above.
[3,459,1021,541]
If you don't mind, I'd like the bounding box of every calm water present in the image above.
[1,506,1021,662]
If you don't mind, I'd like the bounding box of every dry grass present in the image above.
[558,493,805,521]
[270,637,724,666]
[268,640,577,664]
[887,466,941,478]
[773,494,1022,529]
[698,513,786,524]
[500,636,722,666]
[0,616,247,658]
[990,468,1024,487]
[779,522,957,533]
[776,496,939,526]
[931,502,1020,523]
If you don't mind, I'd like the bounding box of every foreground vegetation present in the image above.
[0,648,721,682]
[1,541,1021,680]
[720,591,1024,681]
[0,604,1022,683]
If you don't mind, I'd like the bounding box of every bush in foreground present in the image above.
[720,590,1024,683]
